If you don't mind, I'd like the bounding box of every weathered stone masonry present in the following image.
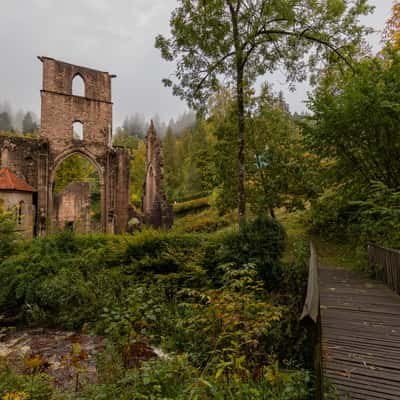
[142,121,173,229]
[0,57,131,234]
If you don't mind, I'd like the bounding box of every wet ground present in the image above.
[0,329,105,390]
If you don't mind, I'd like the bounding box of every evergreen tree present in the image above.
[122,113,146,138]
[22,112,38,134]
[163,126,180,200]
[0,112,12,132]
[130,140,146,206]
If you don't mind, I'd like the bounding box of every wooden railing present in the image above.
[301,241,322,400]
[368,243,400,295]
[301,241,319,323]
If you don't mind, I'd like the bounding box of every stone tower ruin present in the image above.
[0,57,131,235]
[141,121,173,229]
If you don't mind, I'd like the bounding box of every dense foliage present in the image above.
[0,211,17,262]
[0,217,312,399]
[304,47,400,248]
[305,50,400,190]
[156,0,372,225]
[384,0,400,49]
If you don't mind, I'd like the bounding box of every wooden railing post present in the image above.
[368,243,400,295]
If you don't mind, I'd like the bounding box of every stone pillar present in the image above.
[114,148,130,234]
[141,121,173,229]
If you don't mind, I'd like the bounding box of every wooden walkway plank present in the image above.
[320,265,400,399]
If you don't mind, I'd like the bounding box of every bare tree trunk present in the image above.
[237,72,246,228]
[229,1,246,229]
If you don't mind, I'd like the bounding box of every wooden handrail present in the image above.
[300,241,322,399]
[368,243,400,295]
[301,241,319,323]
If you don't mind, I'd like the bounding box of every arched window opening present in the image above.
[144,165,156,213]
[73,121,84,141]
[18,200,25,225]
[72,74,85,97]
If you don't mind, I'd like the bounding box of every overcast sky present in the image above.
[0,0,393,128]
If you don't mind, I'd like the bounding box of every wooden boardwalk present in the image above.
[320,265,400,399]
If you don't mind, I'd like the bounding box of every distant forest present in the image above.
[0,101,39,134]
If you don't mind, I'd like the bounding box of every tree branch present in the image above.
[193,51,236,95]
[256,28,355,71]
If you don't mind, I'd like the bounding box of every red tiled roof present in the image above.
[0,167,35,192]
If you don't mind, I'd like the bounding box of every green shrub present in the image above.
[309,184,361,241]
[0,211,18,261]
[0,229,207,328]
[78,355,311,400]
[0,217,312,398]
[276,240,312,366]
[352,181,400,248]
[310,181,400,249]
[0,367,54,400]
[215,216,286,289]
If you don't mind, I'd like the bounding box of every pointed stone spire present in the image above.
[148,120,155,137]
[141,121,173,229]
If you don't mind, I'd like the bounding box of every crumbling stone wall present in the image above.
[0,135,48,235]
[142,122,173,229]
[38,57,130,234]
[39,57,113,156]
[0,135,48,192]
[54,182,90,233]
[0,190,35,238]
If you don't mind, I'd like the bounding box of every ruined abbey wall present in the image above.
[0,57,131,235]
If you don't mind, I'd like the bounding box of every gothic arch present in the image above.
[50,148,105,186]
[36,56,130,235]
[48,149,106,233]
[72,73,85,97]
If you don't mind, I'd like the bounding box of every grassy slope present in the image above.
[174,205,367,271]
[276,209,367,271]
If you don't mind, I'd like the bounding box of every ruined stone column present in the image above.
[141,121,173,229]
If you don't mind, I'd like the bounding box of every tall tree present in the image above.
[163,126,180,200]
[304,50,400,190]
[207,89,239,213]
[156,0,372,226]
[122,113,146,138]
[0,112,12,132]
[191,120,216,194]
[247,85,318,216]
[14,110,25,133]
[22,112,38,134]
[130,140,146,206]
[113,127,139,149]
[384,0,400,49]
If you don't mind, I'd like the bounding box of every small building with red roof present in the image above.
[0,167,35,238]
